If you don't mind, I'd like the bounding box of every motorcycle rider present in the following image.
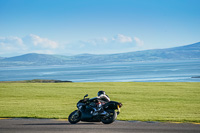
[92,91,110,115]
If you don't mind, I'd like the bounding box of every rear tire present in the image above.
[68,110,81,124]
[101,110,117,124]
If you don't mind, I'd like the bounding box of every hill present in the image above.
[107,42,200,61]
[1,53,71,65]
[0,42,200,66]
[0,57,5,60]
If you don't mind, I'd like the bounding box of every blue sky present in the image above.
[0,0,199,57]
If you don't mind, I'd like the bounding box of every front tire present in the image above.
[68,110,81,124]
[101,110,117,124]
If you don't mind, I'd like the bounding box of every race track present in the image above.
[0,118,200,133]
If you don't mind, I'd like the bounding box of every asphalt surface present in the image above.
[0,118,200,133]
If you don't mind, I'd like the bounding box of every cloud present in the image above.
[81,34,133,46]
[83,37,108,45]
[0,36,24,46]
[134,37,144,46]
[0,34,59,57]
[66,34,140,54]
[113,34,133,43]
[0,34,144,56]
[0,36,27,56]
[29,34,58,49]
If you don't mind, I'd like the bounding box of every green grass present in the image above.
[0,82,200,123]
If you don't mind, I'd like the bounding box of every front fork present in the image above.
[74,110,80,117]
[117,105,120,115]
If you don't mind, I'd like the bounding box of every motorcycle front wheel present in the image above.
[101,110,117,124]
[68,110,81,124]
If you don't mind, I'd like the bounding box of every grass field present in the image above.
[0,82,200,123]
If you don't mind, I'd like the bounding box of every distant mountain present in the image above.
[0,57,4,60]
[105,42,200,62]
[0,42,200,66]
[0,53,76,66]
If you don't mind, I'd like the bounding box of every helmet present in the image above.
[97,91,105,96]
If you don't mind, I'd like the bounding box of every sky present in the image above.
[0,0,200,57]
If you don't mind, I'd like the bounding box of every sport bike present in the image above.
[68,94,122,124]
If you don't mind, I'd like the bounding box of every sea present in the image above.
[0,60,200,82]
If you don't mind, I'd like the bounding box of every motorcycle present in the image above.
[68,94,122,124]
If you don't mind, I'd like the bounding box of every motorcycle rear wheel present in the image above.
[101,110,117,124]
[68,110,81,124]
